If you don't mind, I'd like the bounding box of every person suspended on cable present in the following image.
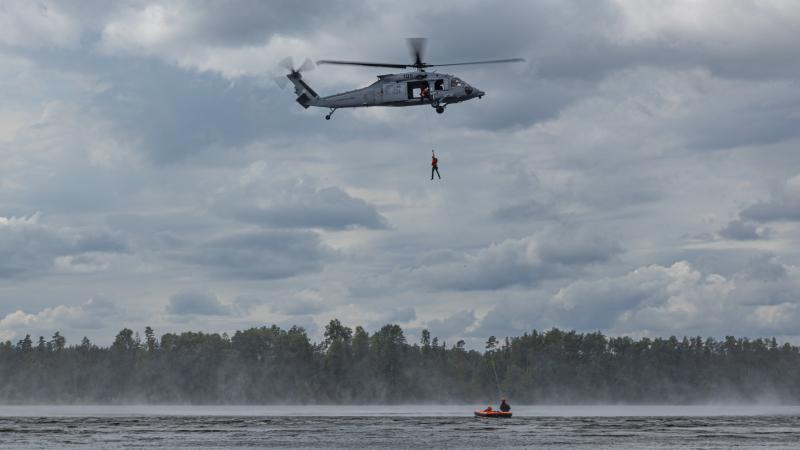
[499,398,511,412]
[431,150,441,180]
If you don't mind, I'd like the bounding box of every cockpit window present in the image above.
[451,78,462,87]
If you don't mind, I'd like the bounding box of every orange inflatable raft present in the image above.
[474,409,512,418]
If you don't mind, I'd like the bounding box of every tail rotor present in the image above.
[274,57,315,90]
[275,56,320,110]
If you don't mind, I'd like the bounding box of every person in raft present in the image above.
[499,398,511,412]
[431,150,441,180]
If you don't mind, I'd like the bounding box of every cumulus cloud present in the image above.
[89,0,800,86]
[0,297,123,341]
[553,261,724,331]
[0,2,81,49]
[3,1,800,345]
[739,255,786,282]
[476,259,800,338]
[366,307,417,331]
[492,199,556,222]
[537,229,623,265]
[416,237,545,291]
[718,219,764,241]
[98,1,365,79]
[172,229,330,280]
[387,307,416,324]
[0,213,129,278]
[741,174,800,223]
[424,310,476,339]
[166,290,229,315]
[228,180,389,230]
[414,230,622,291]
[267,290,330,316]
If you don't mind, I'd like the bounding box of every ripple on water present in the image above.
[0,411,798,449]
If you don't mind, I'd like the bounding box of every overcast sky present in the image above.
[2,0,800,347]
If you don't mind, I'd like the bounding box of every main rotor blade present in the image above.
[317,60,410,69]
[428,58,525,67]
[407,37,427,67]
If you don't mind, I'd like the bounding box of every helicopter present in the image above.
[276,38,524,120]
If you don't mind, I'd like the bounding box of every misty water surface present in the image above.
[2,404,800,417]
[1,405,799,449]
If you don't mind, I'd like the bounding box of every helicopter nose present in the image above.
[468,87,484,98]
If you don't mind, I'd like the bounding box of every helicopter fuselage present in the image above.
[288,70,485,118]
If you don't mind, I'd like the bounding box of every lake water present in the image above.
[0,405,798,449]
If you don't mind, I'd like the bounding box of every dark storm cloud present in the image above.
[100,0,369,48]
[410,1,800,131]
[56,55,407,165]
[154,0,368,46]
[718,219,762,241]
[470,299,547,339]
[233,186,389,230]
[412,1,619,76]
[274,298,328,316]
[167,290,229,315]
[682,94,800,151]
[417,241,551,291]
[0,214,129,278]
[173,229,329,279]
[742,199,800,223]
[0,217,70,278]
[75,230,130,253]
[5,1,800,345]
[90,62,275,164]
[738,255,786,282]
[537,230,623,265]
[387,307,415,323]
[737,175,800,223]
[100,0,800,86]
[492,199,556,222]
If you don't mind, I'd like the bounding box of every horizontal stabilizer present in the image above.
[296,93,312,109]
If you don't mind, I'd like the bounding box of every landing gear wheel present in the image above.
[325,115,331,120]
[436,106,445,114]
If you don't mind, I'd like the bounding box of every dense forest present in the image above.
[1,320,799,404]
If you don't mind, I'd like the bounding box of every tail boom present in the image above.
[288,73,319,109]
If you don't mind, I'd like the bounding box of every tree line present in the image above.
[1,320,799,404]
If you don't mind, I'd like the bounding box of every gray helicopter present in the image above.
[276,38,524,120]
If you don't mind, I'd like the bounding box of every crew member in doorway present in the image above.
[421,85,430,100]
[499,398,511,412]
[431,150,441,180]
